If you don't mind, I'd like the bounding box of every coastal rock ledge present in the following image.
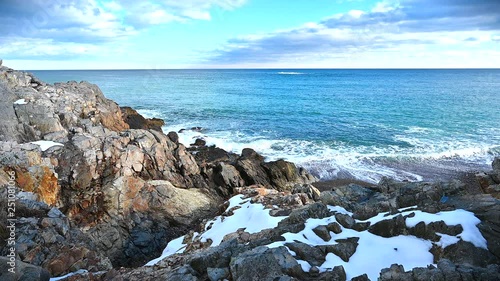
[0,64,499,281]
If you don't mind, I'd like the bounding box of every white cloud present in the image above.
[206,0,500,68]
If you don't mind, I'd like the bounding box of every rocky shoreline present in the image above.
[0,62,499,280]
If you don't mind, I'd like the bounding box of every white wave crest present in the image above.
[165,123,498,184]
[277,71,305,75]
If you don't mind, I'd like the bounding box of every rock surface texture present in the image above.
[1,64,499,280]
[0,65,317,278]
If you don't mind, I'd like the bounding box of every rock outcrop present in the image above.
[82,178,500,281]
[120,106,165,132]
[0,64,317,277]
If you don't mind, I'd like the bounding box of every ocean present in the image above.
[31,69,500,184]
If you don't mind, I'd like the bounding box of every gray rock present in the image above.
[351,273,370,281]
[0,257,50,281]
[441,241,499,267]
[214,162,245,190]
[326,222,343,234]
[335,213,356,229]
[189,239,247,274]
[318,237,359,262]
[379,264,413,281]
[230,246,303,281]
[493,157,500,173]
[368,214,408,238]
[167,131,179,144]
[312,225,331,242]
[47,207,65,218]
[292,184,321,201]
[165,265,199,281]
[285,242,325,266]
[207,267,230,281]
[277,203,331,234]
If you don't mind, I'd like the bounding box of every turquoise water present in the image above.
[32,69,500,183]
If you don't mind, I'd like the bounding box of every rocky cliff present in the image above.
[1,62,499,281]
[0,63,317,279]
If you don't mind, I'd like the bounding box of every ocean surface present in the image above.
[32,69,500,183]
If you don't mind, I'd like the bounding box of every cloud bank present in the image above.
[0,0,247,59]
[207,0,500,67]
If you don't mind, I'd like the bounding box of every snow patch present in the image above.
[145,194,488,279]
[145,194,286,266]
[145,235,192,266]
[14,98,28,105]
[199,195,286,247]
[30,140,64,151]
[49,269,88,281]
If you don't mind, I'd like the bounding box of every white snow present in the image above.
[145,235,190,266]
[199,195,286,247]
[327,205,353,216]
[30,140,64,151]
[145,194,488,279]
[436,233,460,248]
[14,98,28,105]
[49,269,88,281]
[404,209,487,249]
[145,194,286,266]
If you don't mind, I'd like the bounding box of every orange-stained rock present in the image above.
[38,166,60,206]
[46,247,90,276]
[15,166,60,206]
[125,176,144,199]
[15,169,36,192]
[100,108,129,132]
[132,196,149,212]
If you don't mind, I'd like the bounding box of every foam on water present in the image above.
[112,69,500,185]
[277,71,305,75]
[161,122,497,184]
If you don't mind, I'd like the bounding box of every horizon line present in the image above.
[24,67,500,71]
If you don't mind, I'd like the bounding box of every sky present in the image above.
[1,0,499,69]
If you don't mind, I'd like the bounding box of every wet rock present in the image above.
[493,157,500,173]
[191,145,239,164]
[264,160,300,190]
[167,131,179,144]
[235,157,270,187]
[121,107,164,132]
[192,138,206,146]
[214,162,245,192]
[240,148,265,162]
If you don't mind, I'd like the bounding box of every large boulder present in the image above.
[229,246,303,281]
[121,106,165,132]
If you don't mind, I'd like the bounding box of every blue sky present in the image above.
[1,0,499,69]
